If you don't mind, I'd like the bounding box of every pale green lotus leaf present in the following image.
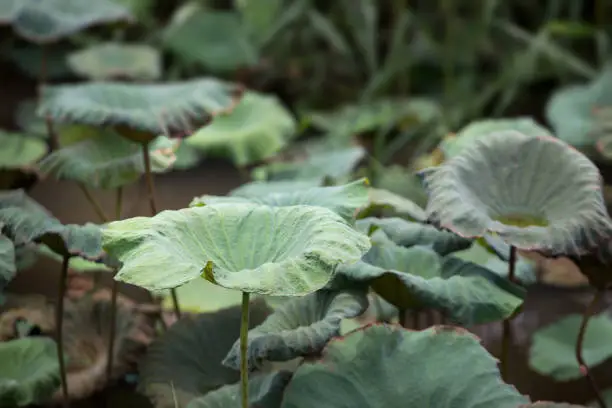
[0,0,20,23]
[519,403,585,407]
[374,164,429,208]
[440,117,553,159]
[38,130,178,189]
[39,79,239,143]
[0,337,60,407]
[67,43,162,80]
[235,0,284,45]
[36,244,111,272]
[305,98,442,136]
[103,204,371,296]
[546,65,612,149]
[105,0,153,21]
[423,131,612,255]
[186,371,292,408]
[0,131,47,189]
[160,279,242,314]
[11,0,132,43]
[223,289,368,371]
[0,189,104,260]
[229,179,322,198]
[358,188,426,221]
[253,146,366,182]
[186,92,296,166]
[173,142,204,171]
[139,302,271,408]
[529,313,612,381]
[0,232,16,295]
[191,179,369,223]
[356,217,472,255]
[281,324,529,407]
[332,242,525,325]
[163,7,257,73]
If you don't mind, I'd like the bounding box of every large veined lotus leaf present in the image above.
[546,65,612,149]
[529,313,612,381]
[0,189,104,260]
[223,289,369,371]
[11,0,132,43]
[333,243,525,325]
[37,131,178,189]
[281,324,529,408]
[185,92,296,166]
[139,302,271,408]
[0,337,60,407]
[39,79,239,143]
[191,179,369,223]
[67,43,162,80]
[305,98,442,136]
[422,130,612,256]
[55,294,153,402]
[357,188,426,221]
[0,131,47,189]
[356,217,473,255]
[440,117,553,160]
[229,179,322,199]
[253,146,366,183]
[186,371,292,408]
[0,232,16,295]
[103,204,371,295]
[37,244,111,273]
[163,7,257,73]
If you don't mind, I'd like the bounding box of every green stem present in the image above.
[576,290,607,408]
[500,245,517,381]
[38,45,59,152]
[56,255,70,408]
[77,184,110,223]
[240,292,250,408]
[142,143,182,320]
[106,187,123,383]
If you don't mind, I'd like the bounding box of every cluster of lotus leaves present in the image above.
[421,130,612,256]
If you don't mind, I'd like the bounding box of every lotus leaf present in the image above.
[0,131,47,189]
[228,179,323,199]
[39,80,239,143]
[0,337,60,407]
[191,179,369,223]
[103,203,371,295]
[529,313,612,381]
[186,92,296,166]
[223,289,369,371]
[38,131,178,189]
[281,324,529,407]
[67,43,162,80]
[422,131,612,255]
[139,302,270,408]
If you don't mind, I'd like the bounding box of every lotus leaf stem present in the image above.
[576,290,607,408]
[77,184,110,223]
[500,245,517,381]
[107,187,123,383]
[142,143,182,320]
[57,255,70,408]
[240,291,250,408]
[38,45,59,151]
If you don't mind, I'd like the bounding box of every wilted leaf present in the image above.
[163,7,257,73]
[191,179,369,223]
[356,217,473,255]
[11,0,132,43]
[423,131,612,255]
[139,302,270,408]
[67,43,162,80]
[186,92,296,166]
[103,204,371,295]
[546,65,612,149]
[38,131,178,189]
[0,337,60,407]
[0,189,104,260]
[39,80,239,143]
[253,146,366,183]
[186,370,291,408]
[223,289,368,371]
[440,117,553,160]
[0,131,47,189]
[529,313,612,381]
[332,243,525,325]
[281,324,529,407]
